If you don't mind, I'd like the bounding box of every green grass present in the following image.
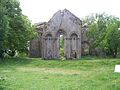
[0,58,120,90]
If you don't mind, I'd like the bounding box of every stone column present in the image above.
[77,37,81,58]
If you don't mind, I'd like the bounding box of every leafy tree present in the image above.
[106,18,120,57]
[83,13,120,57]
[83,13,108,55]
[0,0,36,58]
[0,0,9,58]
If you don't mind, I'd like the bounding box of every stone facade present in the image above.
[30,9,86,59]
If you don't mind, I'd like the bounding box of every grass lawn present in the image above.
[0,58,120,90]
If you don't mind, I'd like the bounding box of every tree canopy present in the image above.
[83,13,120,58]
[0,0,36,58]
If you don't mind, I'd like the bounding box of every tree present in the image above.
[0,0,36,58]
[0,0,9,58]
[106,18,120,57]
[83,13,109,55]
[82,13,120,57]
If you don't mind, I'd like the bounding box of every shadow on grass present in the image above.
[0,57,35,67]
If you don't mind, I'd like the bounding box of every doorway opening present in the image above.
[59,34,64,59]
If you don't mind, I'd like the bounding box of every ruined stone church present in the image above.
[29,9,88,59]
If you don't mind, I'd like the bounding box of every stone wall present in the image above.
[30,9,84,59]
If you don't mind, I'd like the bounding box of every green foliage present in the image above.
[60,35,64,58]
[0,0,36,58]
[60,35,64,48]
[60,48,64,57]
[106,18,120,57]
[0,0,9,58]
[84,13,108,48]
[83,13,120,57]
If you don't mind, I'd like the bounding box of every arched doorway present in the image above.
[56,30,66,59]
[59,34,64,58]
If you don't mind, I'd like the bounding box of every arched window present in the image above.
[70,33,78,58]
[45,34,52,40]
[71,33,78,41]
[45,34,53,58]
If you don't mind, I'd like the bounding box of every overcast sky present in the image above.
[19,0,120,23]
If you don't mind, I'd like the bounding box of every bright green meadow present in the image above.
[0,58,120,90]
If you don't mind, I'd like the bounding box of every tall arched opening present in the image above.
[56,30,67,59]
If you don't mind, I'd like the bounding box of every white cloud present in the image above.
[19,0,120,23]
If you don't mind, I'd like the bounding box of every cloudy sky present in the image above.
[19,0,120,23]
